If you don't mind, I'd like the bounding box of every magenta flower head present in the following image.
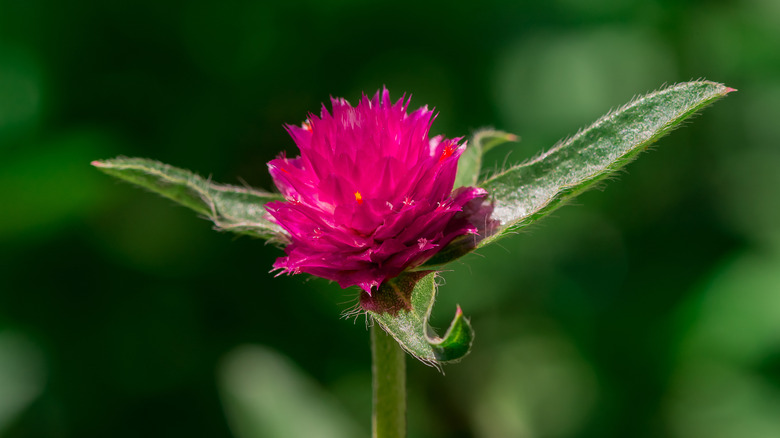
[265,89,488,293]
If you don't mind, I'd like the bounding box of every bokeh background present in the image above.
[2,0,779,437]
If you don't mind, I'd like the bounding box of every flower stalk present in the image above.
[371,324,406,438]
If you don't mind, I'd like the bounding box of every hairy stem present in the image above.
[371,324,406,438]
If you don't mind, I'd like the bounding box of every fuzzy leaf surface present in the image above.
[360,271,473,367]
[477,80,733,246]
[92,157,284,240]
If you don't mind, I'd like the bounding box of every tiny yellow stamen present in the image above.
[354,191,363,205]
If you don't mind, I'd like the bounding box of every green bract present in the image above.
[360,271,473,367]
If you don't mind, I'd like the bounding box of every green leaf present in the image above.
[454,128,519,189]
[421,81,732,269]
[92,157,285,241]
[360,271,473,367]
[479,81,733,246]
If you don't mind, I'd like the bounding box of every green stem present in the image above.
[371,323,406,438]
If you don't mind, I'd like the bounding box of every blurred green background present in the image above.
[2,0,779,437]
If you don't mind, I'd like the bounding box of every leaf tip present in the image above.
[724,86,738,94]
[90,160,106,168]
[455,304,463,317]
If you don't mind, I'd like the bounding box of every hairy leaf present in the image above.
[479,81,733,245]
[420,81,732,269]
[360,271,473,367]
[92,157,285,240]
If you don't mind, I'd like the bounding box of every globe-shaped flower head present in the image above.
[265,89,488,293]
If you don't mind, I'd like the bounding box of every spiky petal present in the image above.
[265,89,487,293]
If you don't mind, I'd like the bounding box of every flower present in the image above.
[265,89,488,293]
